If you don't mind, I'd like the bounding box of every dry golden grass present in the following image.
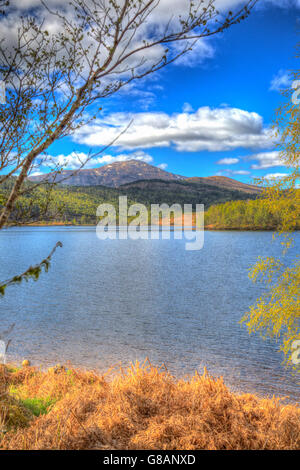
[0,360,299,450]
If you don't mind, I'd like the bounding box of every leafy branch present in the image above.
[0,241,62,296]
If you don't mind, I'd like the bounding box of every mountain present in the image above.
[29,159,261,195]
[30,160,183,187]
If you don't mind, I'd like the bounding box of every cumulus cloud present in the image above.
[73,106,275,153]
[246,151,283,169]
[216,157,239,165]
[46,150,153,170]
[157,163,168,170]
[270,70,292,91]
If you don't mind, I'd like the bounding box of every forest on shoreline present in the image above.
[1,179,298,230]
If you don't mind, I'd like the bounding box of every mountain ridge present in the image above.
[29,159,261,194]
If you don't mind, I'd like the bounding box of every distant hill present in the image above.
[185,176,262,195]
[118,179,258,208]
[30,160,184,187]
[29,160,261,195]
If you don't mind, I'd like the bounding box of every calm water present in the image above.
[0,227,299,401]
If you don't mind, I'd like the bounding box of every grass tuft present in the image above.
[16,397,56,417]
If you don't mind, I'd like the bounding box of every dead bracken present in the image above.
[0,360,299,450]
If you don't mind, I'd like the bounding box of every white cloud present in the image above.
[270,70,292,91]
[52,152,90,169]
[73,106,275,153]
[118,83,156,101]
[216,169,251,177]
[157,163,168,170]
[182,102,194,113]
[223,168,250,175]
[231,170,250,175]
[6,0,287,82]
[12,0,299,11]
[0,0,221,78]
[46,151,153,170]
[216,157,239,165]
[264,172,289,179]
[247,151,283,169]
[173,38,215,67]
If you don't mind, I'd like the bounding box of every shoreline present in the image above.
[4,222,289,232]
[6,356,300,405]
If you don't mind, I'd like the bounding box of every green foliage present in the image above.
[9,385,55,417]
[205,198,299,230]
[241,257,300,370]
[18,397,55,417]
[0,241,62,296]
[240,55,300,372]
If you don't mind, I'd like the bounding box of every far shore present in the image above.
[6,221,284,231]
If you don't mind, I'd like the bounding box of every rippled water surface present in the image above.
[0,227,299,401]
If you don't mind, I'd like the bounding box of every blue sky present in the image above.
[7,1,300,183]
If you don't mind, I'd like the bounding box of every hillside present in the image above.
[186,176,262,194]
[118,179,257,207]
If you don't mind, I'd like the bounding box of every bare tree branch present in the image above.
[0,0,257,227]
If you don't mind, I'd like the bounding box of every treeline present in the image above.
[118,179,255,208]
[0,184,131,225]
[205,199,300,230]
[0,178,257,226]
[2,178,298,230]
